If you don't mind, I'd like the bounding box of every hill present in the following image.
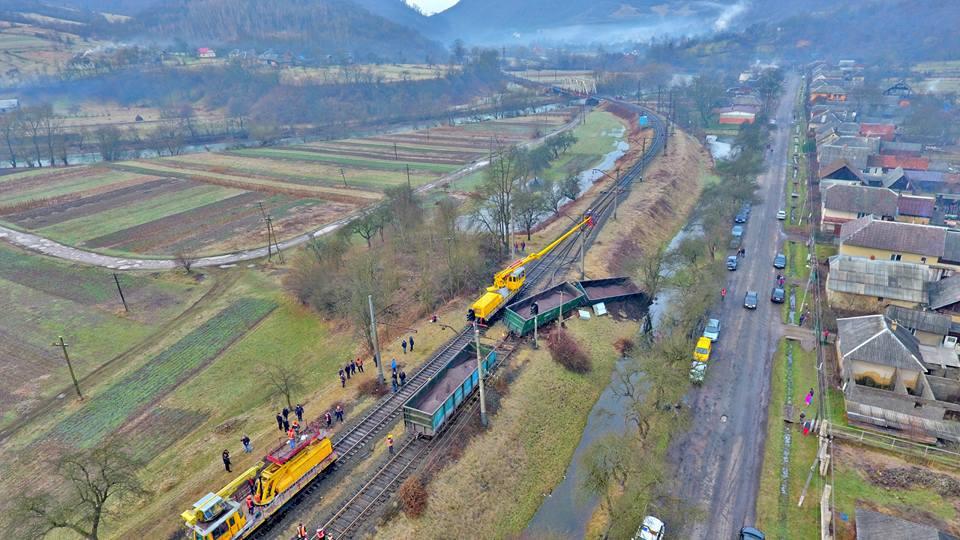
[112,0,445,61]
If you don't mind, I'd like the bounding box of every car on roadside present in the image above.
[703,318,721,341]
[773,253,787,269]
[777,209,787,220]
[744,291,758,309]
[635,516,665,540]
[690,361,706,384]
[771,287,785,303]
[693,336,712,362]
[740,526,766,540]
[734,211,748,224]
[732,225,744,237]
[727,255,739,270]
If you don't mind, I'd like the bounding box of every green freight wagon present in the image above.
[574,277,645,304]
[402,342,496,438]
[503,282,585,336]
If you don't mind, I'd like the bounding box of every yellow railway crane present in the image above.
[181,430,336,540]
[469,213,594,322]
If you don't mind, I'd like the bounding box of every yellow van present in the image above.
[693,337,712,362]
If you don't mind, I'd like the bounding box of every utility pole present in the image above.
[474,321,488,426]
[369,295,385,385]
[613,167,621,220]
[530,302,539,349]
[265,215,274,260]
[393,142,399,160]
[340,168,348,188]
[53,336,82,400]
[112,273,128,312]
[406,164,411,189]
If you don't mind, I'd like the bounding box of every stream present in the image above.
[525,224,696,537]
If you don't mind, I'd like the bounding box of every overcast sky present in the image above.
[406,0,458,15]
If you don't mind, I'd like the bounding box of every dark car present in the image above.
[771,287,785,303]
[744,291,758,309]
[734,212,748,224]
[773,253,786,269]
[740,527,766,540]
[727,255,738,270]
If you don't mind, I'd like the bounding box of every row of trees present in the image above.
[470,132,579,256]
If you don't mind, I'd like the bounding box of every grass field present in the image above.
[0,243,209,431]
[0,21,104,85]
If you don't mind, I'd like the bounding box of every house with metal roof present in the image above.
[826,255,934,312]
[818,136,880,171]
[838,216,960,271]
[837,314,960,443]
[896,194,936,224]
[820,185,898,235]
[855,508,957,540]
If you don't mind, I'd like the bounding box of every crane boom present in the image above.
[469,213,594,321]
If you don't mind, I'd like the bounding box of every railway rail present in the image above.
[259,99,666,539]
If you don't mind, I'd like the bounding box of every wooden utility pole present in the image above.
[393,142,399,160]
[340,168,348,187]
[113,273,128,312]
[406,164,411,188]
[53,336,82,399]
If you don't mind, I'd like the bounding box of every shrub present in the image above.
[546,330,591,373]
[397,475,428,518]
[614,337,635,356]
[358,377,389,398]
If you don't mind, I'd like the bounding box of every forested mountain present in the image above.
[109,0,443,61]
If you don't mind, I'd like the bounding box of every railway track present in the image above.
[263,100,666,539]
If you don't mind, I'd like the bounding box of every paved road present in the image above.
[671,74,800,538]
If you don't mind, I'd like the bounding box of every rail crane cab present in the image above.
[181,432,337,540]
[469,211,595,322]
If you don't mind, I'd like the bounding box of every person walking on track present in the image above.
[387,434,394,455]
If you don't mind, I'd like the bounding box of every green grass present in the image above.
[231,148,460,174]
[37,184,243,243]
[540,112,625,182]
[832,465,958,526]
[814,243,837,260]
[48,298,277,447]
[0,169,146,206]
[756,339,822,539]
[787,240,811,283]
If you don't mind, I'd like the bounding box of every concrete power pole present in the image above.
[53,336,82,399]
[369,295,385,385]
[474,321,488,426]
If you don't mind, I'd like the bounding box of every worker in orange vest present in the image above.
[287,427,296,450]
[245,494,254,514]
[296,523,307,539]
[292,419,301,436]
[387,434,394,455]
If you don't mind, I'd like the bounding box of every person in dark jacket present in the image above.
[408,336,415,351]
[222,450,232,473]
[282,407,290,420]
[276,413,284,432]
[294,403,304,423]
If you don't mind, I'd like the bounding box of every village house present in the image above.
[896,194,936,224]
[818,136,879,171]
[819,159,865,188]
[197,47,216,59]
[837,314,960,443]
[855,507,959,540]
[885,305,955,349]
[838,216,960,271]
[826,255,934,313]
[820,184,898,235]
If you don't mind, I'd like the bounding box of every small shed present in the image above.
[503,282,584,336]
[402,343,496,437]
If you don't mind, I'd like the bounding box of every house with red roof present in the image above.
[859,123,895,141]
[867,154,929,171]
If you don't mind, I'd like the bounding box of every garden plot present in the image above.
[48,297,277,448]
[0,244,207,430]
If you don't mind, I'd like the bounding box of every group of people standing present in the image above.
[339,357,364,388]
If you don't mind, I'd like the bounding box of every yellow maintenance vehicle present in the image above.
[181,429,336,540]
[469,213,594,322]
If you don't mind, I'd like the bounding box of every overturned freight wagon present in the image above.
[574,277,644,304]
[402,343,496,437]
[503,281,585,336]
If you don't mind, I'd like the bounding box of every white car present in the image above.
[635,516,665,540]
[703,318,721,341]
[777,209,787,220]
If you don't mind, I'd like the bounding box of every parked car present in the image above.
[744,291,758,309]
[771,287,785,303]
[635,516,665,540]
[740,526,766,540]
[740,203,752,215]
[727,255,739,270]
[773,253,786,269]
[690,361,706,384]
[734,211,748,224]
[703,318,721,341]
[694,336,712,362]
[777,209,787,220]
[732,225,744,237]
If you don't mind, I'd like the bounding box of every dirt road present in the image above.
[670,74,800,538]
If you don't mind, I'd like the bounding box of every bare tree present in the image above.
[175,251,196,274]
[94,126,124,162]
[41,110,65,166]
[14,444,148,540]
[0,110,22,168]
[260,363,302,411]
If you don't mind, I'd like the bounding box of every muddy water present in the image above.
[525,225,694,536]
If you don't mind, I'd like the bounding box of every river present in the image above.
[525,224,695,537]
